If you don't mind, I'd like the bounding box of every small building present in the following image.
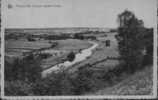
[105,40,110,47]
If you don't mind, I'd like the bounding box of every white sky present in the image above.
[5,0,156,28]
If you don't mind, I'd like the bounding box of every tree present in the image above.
[27,35,36,41]
[117,10,146,73]
[5,55,42,82]
[67,52,75,62]
[32,72,74,95]
[72,65,94,94]
[74,33,84,40]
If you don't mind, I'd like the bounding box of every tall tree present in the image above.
[117,10,146,73]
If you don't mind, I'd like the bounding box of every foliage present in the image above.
[50,42,58,48]
[44,34,70,40]
[32,72,74,95]
[5,80,33,96]
[5,54,42,82]
[67,51,75,62]
[27,36,36,41]
[73,33,84,40]
[38,53,52,59]
[72,65,97,94]
[117,10,153,73]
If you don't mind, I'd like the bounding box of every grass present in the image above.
[6,39,51,50]
[5,39,52,58]
[92,66,153,95]
[54,39,92,51]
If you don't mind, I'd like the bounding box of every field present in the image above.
[6,39,51,50]
[5,39,51,57]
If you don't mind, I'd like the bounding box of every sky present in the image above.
[4,0,157,28]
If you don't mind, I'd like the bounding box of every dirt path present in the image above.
[42,41,98,78]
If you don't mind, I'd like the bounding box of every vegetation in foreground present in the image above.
[93,65,153,95]
[5,10,153,96]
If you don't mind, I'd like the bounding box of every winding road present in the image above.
[42,41,98,78]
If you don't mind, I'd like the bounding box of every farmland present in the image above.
[5,28,117,71]
[5,39,93,69]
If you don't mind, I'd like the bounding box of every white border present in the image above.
[1,0,157,99]
[1,0,5,98]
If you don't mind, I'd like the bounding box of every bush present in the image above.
[5,80,33,96]
[5,55,42,82]
[38,53,52,59]
[67,52,75,62]
[72,65,95,94]
[50,42,58,48]
[27,36,36,41]
[32,72,74,95]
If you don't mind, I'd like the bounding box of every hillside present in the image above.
[92,66,153,95]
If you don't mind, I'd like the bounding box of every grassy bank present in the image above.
[92,65,153,95]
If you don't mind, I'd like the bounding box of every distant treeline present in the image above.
[5,31,98,40]
[5,28,116,41]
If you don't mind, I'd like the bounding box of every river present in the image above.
[42,41,98,78]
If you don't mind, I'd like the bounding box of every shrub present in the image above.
[5,80,33,96]
[38,53,52,59]
[72,65,94,94]
[67,51,75,62]
[5,55,42,82]
[27,36,36,41]
[32,72,74,95]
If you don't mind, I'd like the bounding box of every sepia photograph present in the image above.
[1,0,157,99]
